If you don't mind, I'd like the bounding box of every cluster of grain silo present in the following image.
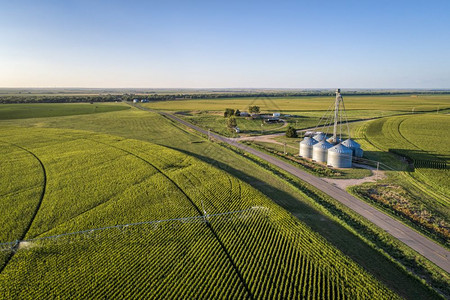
[298,89,364,168]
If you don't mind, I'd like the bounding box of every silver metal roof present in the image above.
[341,138,361,149]
[313,132,327,142]
[313,140,332,149]
[300,136,318,146]
[328,143,352,154]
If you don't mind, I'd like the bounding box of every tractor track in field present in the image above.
[91,140,254,299]
[0,142,47,275]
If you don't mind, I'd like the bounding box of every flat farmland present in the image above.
[0,104,445,298]
[142,94,450,113]
[141,94,450,136]
[0,127,399,299]
[0,103,129,120]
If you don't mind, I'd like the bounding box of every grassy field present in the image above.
[0,127,398,299]
[178,111,286,136]
[0,104,445,298]
[142,94,450,112]
[0,103,129,120]
[351,114,449,246]
[142,94,450,136]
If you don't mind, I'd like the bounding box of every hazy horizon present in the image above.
[1,0,449,89]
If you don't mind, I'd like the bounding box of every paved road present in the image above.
[145,108,450,273]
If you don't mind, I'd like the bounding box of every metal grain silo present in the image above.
[341,139,363,158]
[312,140,332,163]
[313,132,327,142]
[327,143,353,168]
[299,137,318,158]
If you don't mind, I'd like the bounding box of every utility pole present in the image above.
[412,107,415,114]
[284,142,287,155]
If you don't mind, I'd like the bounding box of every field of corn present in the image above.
[0,126,399,299]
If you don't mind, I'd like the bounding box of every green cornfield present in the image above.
[0,127,398,299]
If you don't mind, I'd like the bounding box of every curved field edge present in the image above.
[349,116,449,247]
[218,141,448,298]
[362,114,449,202]
[6,107,443,298]
[0,142,45,243]
[0,127,397,299]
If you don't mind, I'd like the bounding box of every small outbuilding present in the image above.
[264,117,280,124]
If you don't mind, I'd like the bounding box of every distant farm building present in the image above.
[273,112,281,117]
[133,99,139,103]
[264,117,280,124]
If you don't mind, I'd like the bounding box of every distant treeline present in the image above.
[0,95,122,104]
[1,90,450,104]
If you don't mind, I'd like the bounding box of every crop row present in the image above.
[0,127,399,298]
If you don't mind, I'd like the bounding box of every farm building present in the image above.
[133,99,139,103]
[312,140,332,163]
[264,117,280,124]
[341,138,363,158]
[299,137,317,158]
[327,144,353,168]
[298,89,365,168]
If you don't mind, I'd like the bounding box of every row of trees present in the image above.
[223,106,260,118]
[0,95,121,104]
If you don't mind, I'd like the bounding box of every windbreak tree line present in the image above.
[2,90,450,104]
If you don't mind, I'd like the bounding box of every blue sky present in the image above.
[1,0,449,88]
